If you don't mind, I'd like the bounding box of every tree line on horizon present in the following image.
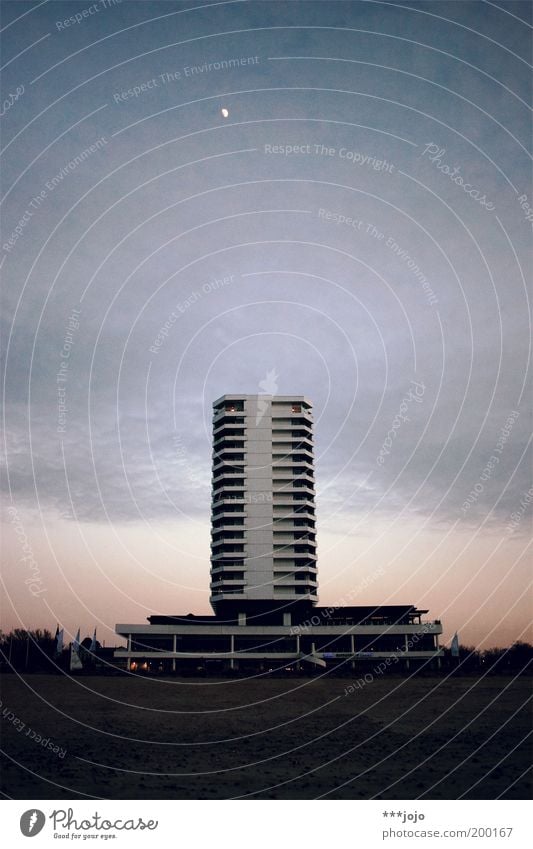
[0,629,531,675]
[0,629,104,673]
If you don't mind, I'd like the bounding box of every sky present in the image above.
[1,0,531,649]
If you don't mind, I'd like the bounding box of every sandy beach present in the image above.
[0,673,530,800]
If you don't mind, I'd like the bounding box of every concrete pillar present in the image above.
[238,612,246,626]
[127,634,132,671]
[230,634,235,670]
[404,634,410,671]
[435,631,441,670]
[350,634,355,670]
[172,634,176,672]
[283,612,291,626]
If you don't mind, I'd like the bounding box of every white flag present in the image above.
[70,629,83,671]
[55,627,64,656]
[451,632,460,657]
[90,628,97,653]
[69,643,83,671]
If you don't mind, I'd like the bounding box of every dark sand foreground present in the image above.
[1,674,531,799]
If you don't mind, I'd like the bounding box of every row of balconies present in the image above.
[212,402,311,419]
[213,451,312,465]
[211,492,315,507]
[211,531,316,544]
[213,427,312,445]
[212,467,313,483]
[211,520,316,535]
[211,504,316,530]
[212,488,315,502]
[210,590,316,600]
[213,405,311,421]
[211,549,317,563]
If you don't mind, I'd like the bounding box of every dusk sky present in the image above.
[1,0,531,649]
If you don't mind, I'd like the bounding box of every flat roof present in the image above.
[213,394,312,406]
[146,606,427,626]
[148,614,218,625]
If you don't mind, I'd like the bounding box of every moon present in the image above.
[221,108,229,118]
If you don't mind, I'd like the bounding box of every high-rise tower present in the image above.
[116,394,444,672]
[210,395,318,616]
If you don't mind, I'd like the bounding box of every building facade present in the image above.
[115,606,442,674]
[211,395,317,614]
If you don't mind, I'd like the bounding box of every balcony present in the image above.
[273,523,316,535]
[273,481,314,493]
[213,448,246,466]
[212,518,245,530]
[211,532,245,545]
[212,467,246,482]
[213,431,246,445]
[273,586,317,597]
[212,479,245,493]
[272,468,314,481]
[272,546,317,557]
[212,506,246,518]
[211,552,246,562]
[213,419,245,436]
[212,492,247,502]
[271,421,312,433]
[210,588,246,597]
[213,401,244,420]
[211,543,245,556]
[273,578,318,589]
[273,550,317,562]
[210,578,245,588]
[211,564,245,574]
[213,450,246,461]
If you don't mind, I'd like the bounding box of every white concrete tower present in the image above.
[210,395,317,614]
